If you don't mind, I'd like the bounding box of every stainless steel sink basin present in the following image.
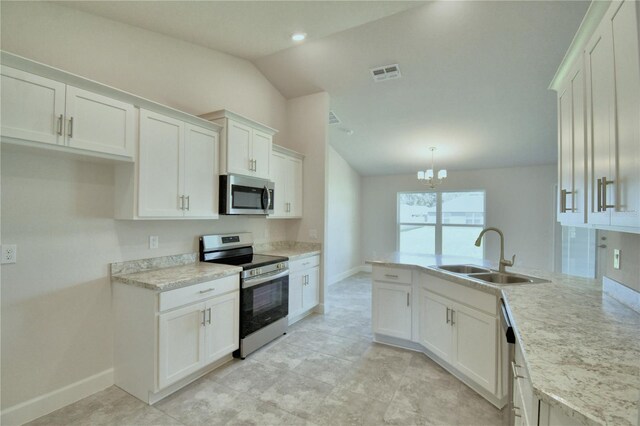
[467,272,547,284]
[437,265,491,274]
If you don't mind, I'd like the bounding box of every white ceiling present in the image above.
[56,1,590,176]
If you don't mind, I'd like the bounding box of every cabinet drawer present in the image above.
[421,273,497,316]
[289,255,320,273]
[372,266,412,284]
[159,275,239,312]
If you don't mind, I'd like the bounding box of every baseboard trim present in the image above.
[328,266,362,285]
[1,368,114,426]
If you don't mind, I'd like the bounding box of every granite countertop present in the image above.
[112,262,242,292]
[254,241,321,261]
[367,252,640,426]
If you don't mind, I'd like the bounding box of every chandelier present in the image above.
[417,147,447,188]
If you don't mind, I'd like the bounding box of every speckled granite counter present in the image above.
[111,253,241,292]
[254,241,321,261]
[367,253,640,426]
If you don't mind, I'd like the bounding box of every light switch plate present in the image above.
[613,249,621,270]
[1,244,17,264]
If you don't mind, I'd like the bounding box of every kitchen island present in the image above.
[367,253,640,426]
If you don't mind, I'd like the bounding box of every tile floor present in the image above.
[27,272,503,426]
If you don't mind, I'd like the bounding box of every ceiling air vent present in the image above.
[370,64,401,82]
[328,110,340,125]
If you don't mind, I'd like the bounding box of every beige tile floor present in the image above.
[27,272,503,426]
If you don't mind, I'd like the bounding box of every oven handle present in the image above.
[242,269,289,289]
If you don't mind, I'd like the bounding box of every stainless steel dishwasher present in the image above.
[500,298,516,426]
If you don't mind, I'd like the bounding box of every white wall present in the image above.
[326,146,362,284]
[361,165,557,271]
[0,1,290,414]
[284,92,330,308]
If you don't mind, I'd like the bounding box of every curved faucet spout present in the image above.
[474,227,515,273]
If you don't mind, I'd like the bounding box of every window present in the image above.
[397,191,485,258]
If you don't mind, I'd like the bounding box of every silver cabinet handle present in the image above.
[57,114,63,136]
[186,195,190,211]
[511,362,525,379]
[560,189,575,213]
[68,117,74,138]
[446,307,450,324]
[601,176,614,211]
[207,307,212,325]
[199,288,216,294]
[597,178,603,212]
[201,310,206,326]
[385,274,399,279]
[450,309,455,326]
[254,159,257,171]
[302,262,310,266]
[512,406,522,418]
[179,195,185,210]
[406,292,410,307]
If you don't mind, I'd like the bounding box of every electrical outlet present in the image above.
[1,244,17,264]
[309,229,318,240]
[149,236,159,249]
[613,249,621,270]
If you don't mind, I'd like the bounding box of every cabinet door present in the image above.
[418,289,452,361]
[585,21,615,225]
[65,86,135,158]
[288,271,304,319]
[158,302,206,389]
[288,156,303,217]
[251,129,272,179]
[184,124,218,218]
[302,267,320,311]
[270,151,289,217]
[558,84,574,223]
[0,66,65,146]
[451,303,497,394]
[204,292,239,365]
[372,281,412,340]
[226,119,252,175]
[609,0,640,227]
[138,109,184,217]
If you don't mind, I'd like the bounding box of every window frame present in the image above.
[396,190,487,258]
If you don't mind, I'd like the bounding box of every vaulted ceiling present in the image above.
[56,1,590,175]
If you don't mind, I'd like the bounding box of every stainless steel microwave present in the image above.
[219,174,274,215]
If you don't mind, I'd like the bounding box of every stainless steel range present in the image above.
[199,233,288,359]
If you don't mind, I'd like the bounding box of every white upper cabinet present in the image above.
[1,65,135,159]
[65,86,135,158]
[557,60,587,225]
[200,109,277,180]
[270,145,304,219]
[121,109,220,220]
[552,0,640,232]
[0,66,65,146]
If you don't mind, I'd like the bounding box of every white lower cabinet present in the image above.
[371,266,503,407]
[373,281,412,340]
[418,287,497,394]
[288,256,320,323]
[113,275,239,404]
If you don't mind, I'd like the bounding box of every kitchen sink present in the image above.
[466,272,545,284]
[437,264,491,274]
[435,264,547,285]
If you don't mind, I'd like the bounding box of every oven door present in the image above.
[240,270,289,337]
[220,174,274,215]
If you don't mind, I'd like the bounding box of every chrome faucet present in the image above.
[474,227,515,273]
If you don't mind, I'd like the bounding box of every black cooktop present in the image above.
[204,252,288,270]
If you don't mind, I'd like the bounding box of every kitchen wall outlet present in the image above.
[309,229,318,240]
[613,249,621,270]
[149,236,159,249]
[1,244,17,264]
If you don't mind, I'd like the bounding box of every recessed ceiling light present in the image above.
[291,32,306,42]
